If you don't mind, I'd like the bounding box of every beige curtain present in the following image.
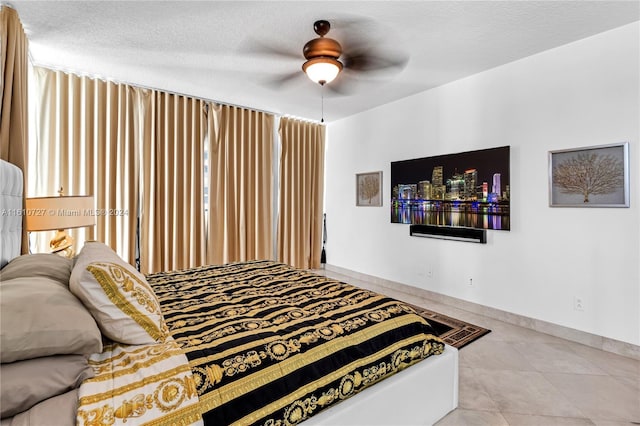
[31,68,324,272]
[1,6,29,253]
[32,67,138,263]
[206,104,274,265]
[278,117,325,269]
[139,91,206,273]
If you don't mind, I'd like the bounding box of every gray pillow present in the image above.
[0,254,73,285]
[0,277,103,363]
[0,355,93,418]
[6,388,79,426]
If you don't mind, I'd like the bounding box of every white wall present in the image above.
[324,22,639,346]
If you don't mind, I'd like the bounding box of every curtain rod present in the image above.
[31,61,323,124]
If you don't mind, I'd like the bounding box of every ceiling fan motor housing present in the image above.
[303,37,342,60]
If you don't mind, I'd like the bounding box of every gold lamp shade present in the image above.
[25,195,95,256]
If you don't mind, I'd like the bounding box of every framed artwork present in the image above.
[549,142,629,207]
[356,171,383,206]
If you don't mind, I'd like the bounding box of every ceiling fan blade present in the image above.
[325,79,352,96]
[263,71,304,89]
[324,69,363,96]
[342,48,409,74]
[239,37,301,61]
[328,15,380,38]
[328,16,409,76]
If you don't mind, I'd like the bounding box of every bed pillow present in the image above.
[70,242,168,345]
[0,253,73,285]
[0,355,94,418]
[7,388,79,426]
[0,277,103,363]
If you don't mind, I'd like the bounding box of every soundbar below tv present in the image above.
[409,224,487,244]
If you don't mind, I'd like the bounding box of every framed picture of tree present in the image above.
[549,142,629,207]
[356,171,383,206]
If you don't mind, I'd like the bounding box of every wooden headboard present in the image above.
[0,159,23,268]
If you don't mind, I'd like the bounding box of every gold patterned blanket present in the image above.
[76,339,203,426]
[146,260,445,425]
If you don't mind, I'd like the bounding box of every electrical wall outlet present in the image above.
[468,277,473,286]
[426,265,433,278]
[574,296,584,311]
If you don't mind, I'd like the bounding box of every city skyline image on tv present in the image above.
[391,146,510,230]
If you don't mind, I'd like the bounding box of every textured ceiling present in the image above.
[9,1,640,122]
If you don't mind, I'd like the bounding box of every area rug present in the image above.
[409,304,491,349]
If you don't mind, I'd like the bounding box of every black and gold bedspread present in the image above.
[147,260,444,425]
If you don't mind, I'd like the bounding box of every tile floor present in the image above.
[316,269,640,426]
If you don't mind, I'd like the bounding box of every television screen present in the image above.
[391,146,510,230]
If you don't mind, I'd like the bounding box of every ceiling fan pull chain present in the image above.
[321,83,324,123]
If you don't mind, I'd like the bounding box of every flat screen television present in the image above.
[391,146,510,230]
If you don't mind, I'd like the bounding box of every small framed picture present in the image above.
[549,142,629,207]
[356,171,383,207]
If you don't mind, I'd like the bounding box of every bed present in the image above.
[0,159,458,426]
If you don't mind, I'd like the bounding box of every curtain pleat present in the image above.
[278,117,325,269]
[31,67,138,263]
[206,104,274,265]
[1,6,29,253]
[139,92,206,273]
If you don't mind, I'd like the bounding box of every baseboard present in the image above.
[324,264,640,361]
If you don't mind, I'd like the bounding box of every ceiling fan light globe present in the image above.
[303,58,342,85]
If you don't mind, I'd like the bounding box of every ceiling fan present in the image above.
[301,20,344,85]
[249,18,409,94]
